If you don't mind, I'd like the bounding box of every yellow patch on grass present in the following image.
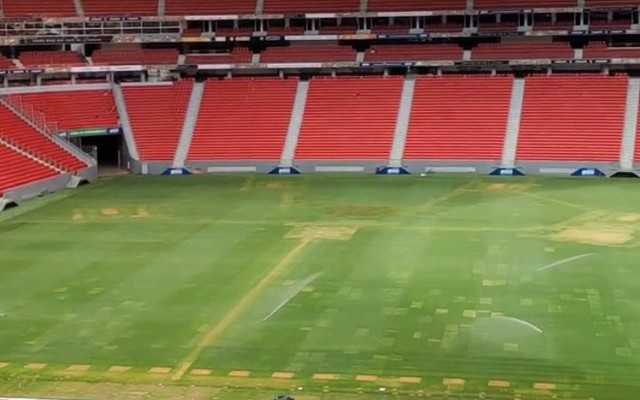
[108,366,131,373]
[488,380,511,388]
[355,375,378,382]
[312,373,339,380]
[66,365,90,372]
[272,372,294,379]
[190,369,212,376]
[228,370,251,377]
[25,363,47,370]
[399,377,422,383]
[149,367,172,374]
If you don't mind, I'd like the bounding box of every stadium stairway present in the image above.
[501,77,526,169]
[173,81,205,169]
[112,83,140,162]
[388,75,416,168]
[280,79,310,168]
[621,78,640,171]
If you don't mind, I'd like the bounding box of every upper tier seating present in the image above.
[404,76,512,161]
[367,0,466,11]
[0,142,58,194]
[517,74,626,162]
[166,0,256,15]
[260,45,356,63]
[364,44,463,62]
[295,76,402,160]
[13,90,118,132]
[264,0,359,13]
[19,51,86,68]
[471,43,574,60]
[185,49,252,65]
[474,0,577,9]
[1,0,76,17]
[92,48,178,66]
[585,0,640,6]
[82,0,157,16]
[0,55,15,70]
[123,81,193,161]
[583,42,640,59]
[0,104,87,171]
[533,20,574,30]
[188,78,297,161]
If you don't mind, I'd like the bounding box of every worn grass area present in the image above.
[1,175,640,399]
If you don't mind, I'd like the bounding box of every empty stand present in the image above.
[474,0,577,9]
[0,55,15,70]
[583,42,640,59]
[404,76,512,161]
[1,0,76,17]
[82,0,157,16]
[295,77,402,160]
[471,42,573,60]
[261,45,356,63]
[188,78,297,161]
[585,0,640,6]
[166,0,256,15]
[0,143,58,193]
[367,0,466,11]
[123,81,193,161]
[0,104,87,171]
[92,48,178,65]
[517,75,626,162]
[364,44,463,62]
[264,0,359,13]
[426,21,465,33]
[19,51,85,68]
[14,90,117,132]
[186,49,252,65]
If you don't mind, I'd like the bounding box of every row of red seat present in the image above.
[4,42,634,69]
[1,0,636,17]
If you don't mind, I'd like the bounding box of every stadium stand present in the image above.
[264,0,359,13]
[404,76,512,161]
[260,45,356,63]
[165,0,256,15]
[123,81,193,161]
[474,0,577,9]
[188,78,297,161]
[364,44,463,62]
[477,21,520,33]
[0,143,58,193]
[585,0,640,6]
[517,74,626,162]
[19,51,86,68]
[533,19,574,30]
[92,48,178,66]
[367,0,466,11]
[295,76,402,160]
[426,21,465,33]
[371,22,412,34]
[13,90,118,132]
[471,42,574,60]
[1,0,76,17]
[185,49,252,65]
[0,104,87,171]
[583,42,640,59]
[82,0,158,16]
[0,55,15,70]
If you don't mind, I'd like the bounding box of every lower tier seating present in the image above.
[186,49,252,65]
[295,76,403,160]
[517,74,626,162]
[260,45,356,63]
[19,51,86,68]
[364,44,463,62]
[188,78,297,161]
[82,0,157,16]
[404,75,513,161]
[263,0,359,13]
[0,104,87,171]
[471,42,574,60]
[1,0,76,17]
[474,0,577,9]
[367,0,466,11]
[13,90,117,131]
[92,48,178,65]
[0,142,58,194]
[165,0,256,15]
[123,80,193,161]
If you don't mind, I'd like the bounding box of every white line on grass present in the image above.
[493,316,544,333]
[262,272,322,322]
[537,253,595,272]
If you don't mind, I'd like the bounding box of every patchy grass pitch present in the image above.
[1,175,640,399]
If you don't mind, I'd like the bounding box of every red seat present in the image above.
[261,45,356,63]
[20,51,86,68]
[295,76,403,160]
[471,42,574,60]
[188,78,297,161]
[83,0,158,16]
[2,0,76,17]
[364,44,463,62]
[474,0,577,9]
[165,0,256,15]
[518,74,626,162]
[92,48,178,66]
[585,0,640,6]
[123,80,194,162]
[583,42,640,59]
[367,0,466,11]
[0,104,87,172]
[0,55,15,70]
[264,0,359,13]
[12,90,117,132]
[404,75,512,161]
[185,49,252,65]
[0,142,59,193]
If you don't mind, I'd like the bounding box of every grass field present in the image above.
[1,175,640,400]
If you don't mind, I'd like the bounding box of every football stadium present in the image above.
[1,1,640,400]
